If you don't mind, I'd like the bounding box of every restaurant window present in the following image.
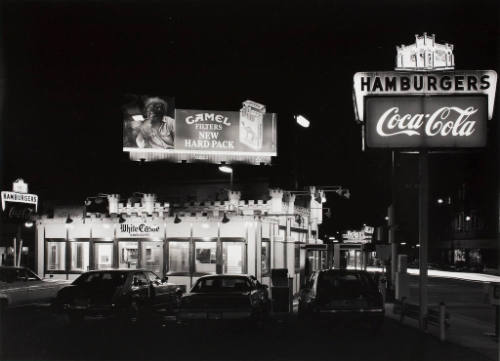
[94,243,113,270]
[47,241,66,271]
[261,239,270,276]
[142,241,163,275]
[195,239,216,274]
[119,241,138,269]
[70,241,89,272]
[222,240,245,274]
[294,243,300,272]
[168,240,190,274]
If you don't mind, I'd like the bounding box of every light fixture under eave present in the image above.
[295,115,310,128]
[174,214,182,224]
[218,165,233,174]
[24,221,34,228]
[65,214,73,224]
[221,212,230,224]
[119,214,126,224]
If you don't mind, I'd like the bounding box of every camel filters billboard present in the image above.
[123,96,277,164]
[353,34,497,149]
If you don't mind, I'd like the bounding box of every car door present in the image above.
[130,272,150,309]
[145,271,174,309]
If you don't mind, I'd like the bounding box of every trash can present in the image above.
[271,268,289,313]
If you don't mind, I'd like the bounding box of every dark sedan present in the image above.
[177,275,270,323]
[54,269,180,324]
[298,269,384,329]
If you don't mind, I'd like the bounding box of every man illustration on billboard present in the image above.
[123,96,175,149]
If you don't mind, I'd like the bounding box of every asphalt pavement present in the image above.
[407,275,495,324]
[0,305,494,361]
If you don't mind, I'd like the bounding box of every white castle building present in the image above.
[35,188,327,294]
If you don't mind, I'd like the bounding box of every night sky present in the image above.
[0,0,498,232]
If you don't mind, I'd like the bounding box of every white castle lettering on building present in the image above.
[185,113,231,126]
[120,223,160,233]
[376,106,478,137]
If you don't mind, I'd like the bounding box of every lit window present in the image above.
[222,241,245,274]
[119,241,138,269]
[94,243,113,270]
[70,242,89,272]
[294,243,300,272]
[261,239,270,276]
[47,241,66,271]
[168,241,189,273]
[195,241,216,274]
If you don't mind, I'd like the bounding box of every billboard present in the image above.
[123,96,277,164]
[365,95,487,148]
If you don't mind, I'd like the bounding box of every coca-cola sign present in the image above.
[365,96,487,148]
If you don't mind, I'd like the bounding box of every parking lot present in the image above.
[0,306,492,361]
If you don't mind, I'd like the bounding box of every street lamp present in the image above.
[218,165,233,189]
[295,115,310,128]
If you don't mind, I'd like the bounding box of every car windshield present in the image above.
[317,271,376,299]
[192,277,251,293]
[72,272,128,288]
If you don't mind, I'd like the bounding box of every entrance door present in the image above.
[141,241,163,275]
[119,241,139,269]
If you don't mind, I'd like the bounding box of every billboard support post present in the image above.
[418,150,429,330]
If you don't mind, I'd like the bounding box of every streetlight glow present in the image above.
[295,115,310,128]
[218,165,233,174]
[437,198,444,204]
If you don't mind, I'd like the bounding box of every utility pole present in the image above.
[418,150,429,330]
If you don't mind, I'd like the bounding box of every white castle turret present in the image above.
[142,193,156,215]
[396,33,454,71]
[269,189,283,214]
[228,190,241,210]
[283,192,296,215]
[107,194,120,215]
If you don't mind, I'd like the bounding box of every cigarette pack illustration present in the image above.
[239,100,266,150]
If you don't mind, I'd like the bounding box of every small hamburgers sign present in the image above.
[353,33,497,150]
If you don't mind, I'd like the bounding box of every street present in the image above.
[0,303,492,361]
[408,275,495,325]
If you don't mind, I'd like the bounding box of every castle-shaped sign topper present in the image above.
[396,33,455,71]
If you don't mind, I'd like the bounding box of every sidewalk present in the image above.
[386,302,499,361]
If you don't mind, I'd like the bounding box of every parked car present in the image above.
[54,269,180,324]
[298,269,384,329]
[0,266,70,311]
[177,275,270,323]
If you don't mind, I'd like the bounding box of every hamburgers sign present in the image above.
[353,34,497,149]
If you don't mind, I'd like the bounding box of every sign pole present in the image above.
[390,151,397,291]
[12,236,17,267]
[418,150,429,330]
